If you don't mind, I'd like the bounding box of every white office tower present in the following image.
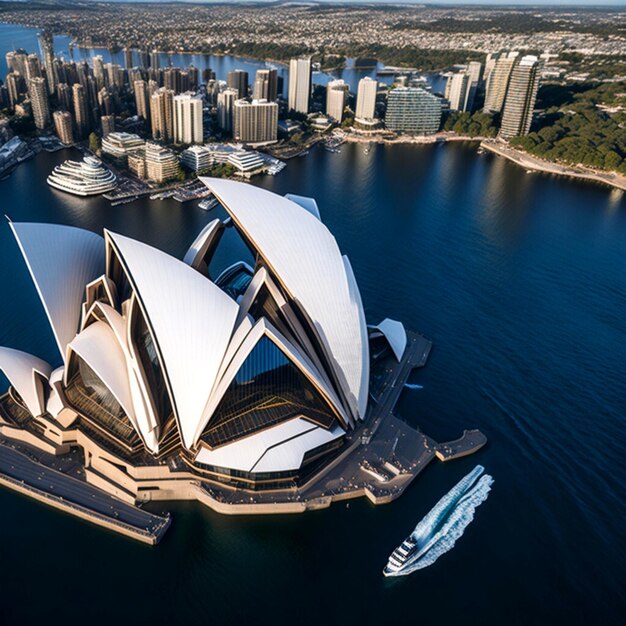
[446,72,470,112]
[288,58,312,114]
[28,77,50,129]
[53,110,74,145]
[384,87,442,134]
[499,55,540,139]
[484,52,519,114]
[218,88,238,133]
[253,69,278,101]
[233,99,278,144]
[356,77,378,121]
[326,79,349,123]
[174,93,203,145]
[465,61,483,112]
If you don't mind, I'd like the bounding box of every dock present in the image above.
[0,441,170,544]
[435,429,488,461]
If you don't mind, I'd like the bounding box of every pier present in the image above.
[0,441,170,544]
[435,430,488,461]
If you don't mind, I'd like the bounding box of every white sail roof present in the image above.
[194,417,344,473]
[0,347,51,417]
[370,318,407,362]
[106,230,240,449]
[66,321,139,435]
[200,178,369,421]
[9,222,104,362]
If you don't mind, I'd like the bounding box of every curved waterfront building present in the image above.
[47,156,117,196]
[0,180,415,502]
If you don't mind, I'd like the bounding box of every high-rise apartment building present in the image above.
[174,93,203,145]
[227,70,249,100]
[101,115,115,137]
[499,55,540,138]
[25,54,42,81]
[288,58,312,114]
[6,72,25,110]
[53,110,74,145]
[134,79,150,125]
[150,87,175,143]
[355,77,378,121]
[446,72,470,112]
[217,88,238,133]
[465,61,483,112]
[123,47,133,70]
[28,77,50,129]
[233,99,278,144]
[6,50,27,78]
[149,50,160,71]
[326,79,349,123]
[72,82,89,139]
[484,52,519,114]
[253,69,278,101]
[384,87,442,134]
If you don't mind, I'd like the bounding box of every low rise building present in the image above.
[144,141,178,183]
[101,132,145,166]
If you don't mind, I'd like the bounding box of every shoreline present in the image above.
[481,140,626,192]
[343,131,485,145]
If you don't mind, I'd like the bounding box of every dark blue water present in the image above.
[0,22,450,98]
[0,141,625,625]
[0,23,406,95]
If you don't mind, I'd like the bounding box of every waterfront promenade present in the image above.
[0,440,170,544]
[482,140,626,192]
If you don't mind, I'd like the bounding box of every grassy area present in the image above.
[511,81,626,173]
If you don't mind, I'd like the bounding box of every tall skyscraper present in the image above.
[326,79,349,122]
[6,50,28,77]
[163,67,181,93]
[28,77,50,129]
[38,31,57,94]
[217,88,238,133]
[6,72,25,110]
[53,110,74,145]
[385,87,442,134]
[173,93,203,145]
[227,69,249,100]
[98,87,114,116]
[72,82,89,139]
[25,54,42,81]
[233,98,278,144]
[253,69,278,101]
[356,77,378,120]
[445,72,470,112]
[464,61,483,112]
[288,58,311,114]
[92,55,106,89]
[499,55,540,138]
[150,87,175,142]
[134,80,150,125]
[139,49,149,70]
[149,50,160,71]
[56,82,72,112]
[123,47,133,70]
[484,52,519,114]
[101,115,116,137]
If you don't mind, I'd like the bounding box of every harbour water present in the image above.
[0,140,625,625]
[0,23,447,95]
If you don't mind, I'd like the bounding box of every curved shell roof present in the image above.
[0,347,51,417]
[106,230,240,449]
[200,178,369,421]
[9,221,104,362]
[371,318,407,362]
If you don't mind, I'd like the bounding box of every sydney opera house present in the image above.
[0,179,409,505]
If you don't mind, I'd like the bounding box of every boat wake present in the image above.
[385,465,493,576]
[404,383,423,390]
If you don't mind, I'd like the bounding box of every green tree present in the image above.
[89,132,101,155]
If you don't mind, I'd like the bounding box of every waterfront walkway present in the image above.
[0,442,170,544]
